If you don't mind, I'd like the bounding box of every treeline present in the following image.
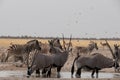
[0,35,120,40]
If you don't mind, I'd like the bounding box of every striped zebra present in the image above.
[5,39,41,65]
[74,41,98,55]
[39,38,63,54]
[48,38,63,50]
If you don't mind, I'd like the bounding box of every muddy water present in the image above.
[0,70,120,78]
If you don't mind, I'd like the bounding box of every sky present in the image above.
[0,0,120,38]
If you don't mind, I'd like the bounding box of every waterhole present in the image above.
[0,70,120,78]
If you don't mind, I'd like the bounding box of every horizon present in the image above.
[0,35,120,39]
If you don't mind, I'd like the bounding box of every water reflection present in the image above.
[0,70,120,79]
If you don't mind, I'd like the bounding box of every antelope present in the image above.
[48,35,72,78]
[97,40,120,72]
[27,50,53,78]
[71,53,119,78]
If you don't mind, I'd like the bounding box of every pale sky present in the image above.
[0,0,120,38]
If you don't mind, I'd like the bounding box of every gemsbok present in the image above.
[48,35,72,78]
[71,53,119,78]
[27,50,54,78]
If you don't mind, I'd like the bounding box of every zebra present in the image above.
[48,40,63,54]
[39,42,50,54]
[74,41,98,55]
[71,53,119,78]
[38,38,63,54]
[5,39,41,66]
[48,38,63,50]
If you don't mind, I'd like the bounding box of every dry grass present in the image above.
[0,38,120,48]
[0,38,48,47]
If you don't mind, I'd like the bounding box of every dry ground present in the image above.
[0,38,120,80]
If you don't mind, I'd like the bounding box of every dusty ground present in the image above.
[0,40,120,80]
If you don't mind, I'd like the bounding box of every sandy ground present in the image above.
[0,46,120,80]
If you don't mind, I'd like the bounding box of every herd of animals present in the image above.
[0,36,120,78]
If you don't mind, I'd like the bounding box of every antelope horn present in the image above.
[62,33,66,50]
[67,34,72,50]
[105,40,115,59]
